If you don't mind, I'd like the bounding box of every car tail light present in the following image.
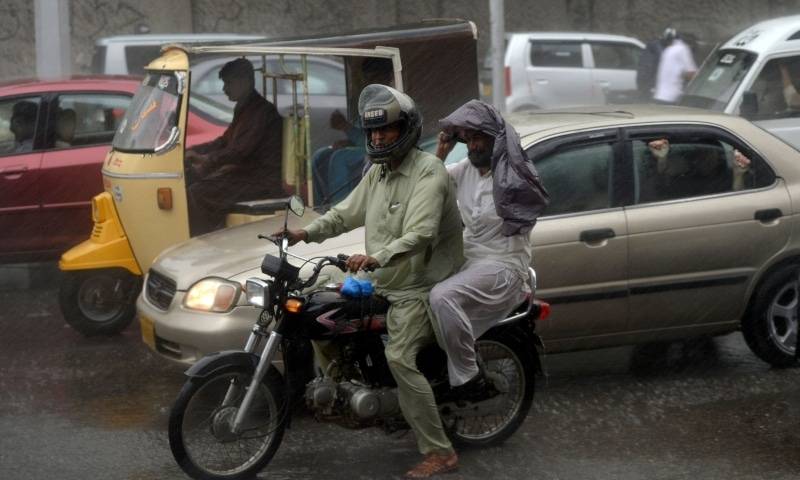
[504,66,511,97]
[534,300,550,320]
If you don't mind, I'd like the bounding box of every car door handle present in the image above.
[0,165,28,177]
[754,208,782,222]
[580,228,616,243]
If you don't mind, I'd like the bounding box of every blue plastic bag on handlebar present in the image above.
[341,276,374,298]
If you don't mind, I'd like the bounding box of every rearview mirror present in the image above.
[288,195,305,217]
[740,91,759,120]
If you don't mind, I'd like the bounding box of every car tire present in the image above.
[59,268,141,336]
[742,263,799,367]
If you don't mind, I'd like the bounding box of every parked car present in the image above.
[0,76,226,262]
[504,32,644,112]
[92,33,265,76]
[681,14,800,149]
[137,105,799,368]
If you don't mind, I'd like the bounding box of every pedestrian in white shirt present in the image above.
[433,100,548,400]
[653,34,697,104]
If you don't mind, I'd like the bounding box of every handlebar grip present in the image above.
[333,254,349,271]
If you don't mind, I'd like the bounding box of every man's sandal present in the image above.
[403,452,459,479]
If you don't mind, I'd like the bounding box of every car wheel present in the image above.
[59,268,141,336]
[742,263,799,367]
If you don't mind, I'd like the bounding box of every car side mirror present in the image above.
[741,91,759,120]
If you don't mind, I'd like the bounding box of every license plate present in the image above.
[139,314,155,350]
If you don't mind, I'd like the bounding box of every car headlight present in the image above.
[184,277,241,312]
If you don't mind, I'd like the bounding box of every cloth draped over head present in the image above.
[439,100,549,236]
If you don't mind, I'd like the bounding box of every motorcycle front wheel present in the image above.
[168,365,287,480]
[443,331,535,447]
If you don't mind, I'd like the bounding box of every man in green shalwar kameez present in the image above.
[282,84,464,478]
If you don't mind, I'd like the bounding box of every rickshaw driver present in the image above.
[278,84,465,479]
[185,58,284,235]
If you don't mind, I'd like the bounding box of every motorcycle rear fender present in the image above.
[184,350,260,378]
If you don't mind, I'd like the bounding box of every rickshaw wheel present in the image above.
[59,268,141,336]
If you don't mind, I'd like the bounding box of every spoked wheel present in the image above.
[442,333,535,447]
[168,365,287,480]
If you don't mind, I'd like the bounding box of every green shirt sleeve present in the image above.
[372,164,447,267]
[304,167,372,243]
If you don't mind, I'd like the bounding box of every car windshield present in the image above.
[112,71,182,152]
[681,49,756,110]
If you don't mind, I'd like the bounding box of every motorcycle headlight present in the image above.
[184,277,240,312]
[245,278,270,308]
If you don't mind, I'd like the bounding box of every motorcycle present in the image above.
[168,196,550,480]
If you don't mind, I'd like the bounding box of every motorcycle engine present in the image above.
[306,377,399,421]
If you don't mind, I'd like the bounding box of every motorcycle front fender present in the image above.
[184,350,260,378]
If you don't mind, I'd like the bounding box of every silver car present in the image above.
[138,105,799,367]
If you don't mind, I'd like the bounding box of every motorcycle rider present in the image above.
[279,84,465,479]
[433,99,549,399]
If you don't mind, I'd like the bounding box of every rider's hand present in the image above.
[273,228,308,246]
[436,131,457,161]
[345,254,380,273]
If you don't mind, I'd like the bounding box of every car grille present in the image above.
[146,269,176,311]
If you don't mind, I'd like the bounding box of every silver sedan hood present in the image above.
[151,212,365,290]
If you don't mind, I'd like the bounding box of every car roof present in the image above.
[96,33,265,46]
[0,76,142,96]
[720,15,800,54]
[508,31,644,47]
[508,104,753,143]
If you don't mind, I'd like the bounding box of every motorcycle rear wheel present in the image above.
[444,332,535,447]
[168,365,287,480]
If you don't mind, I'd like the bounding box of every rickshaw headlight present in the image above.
[184,278,240,313]
[245,278,270,308]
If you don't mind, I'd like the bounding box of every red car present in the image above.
[0,76,225,262]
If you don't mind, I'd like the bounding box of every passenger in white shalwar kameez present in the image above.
[432,100,549,392]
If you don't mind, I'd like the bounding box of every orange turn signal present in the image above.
[157,187,173,210]
[285,298,303,313]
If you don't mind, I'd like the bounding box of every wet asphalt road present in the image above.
[1,263,799,480]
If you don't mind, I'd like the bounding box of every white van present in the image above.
[503,32,644,112]
[91,33,265,76]
[681,15,800,148]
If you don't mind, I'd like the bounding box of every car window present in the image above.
[0,96,41,155]
[632,135,775,204]
[741,56,800,120]
[125,45,163,76]
[591,42,641,70]
[530,141,613,216]
[52,94,131,148]
[529,41,583,68]
[681,49,756,111]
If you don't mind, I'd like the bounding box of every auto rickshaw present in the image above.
[58,20,479,335]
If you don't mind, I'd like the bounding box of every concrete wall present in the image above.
[2,0,800,80]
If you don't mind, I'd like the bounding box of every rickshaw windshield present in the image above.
[113,71,183,152]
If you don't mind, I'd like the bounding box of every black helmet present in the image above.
[358,84,422,165]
